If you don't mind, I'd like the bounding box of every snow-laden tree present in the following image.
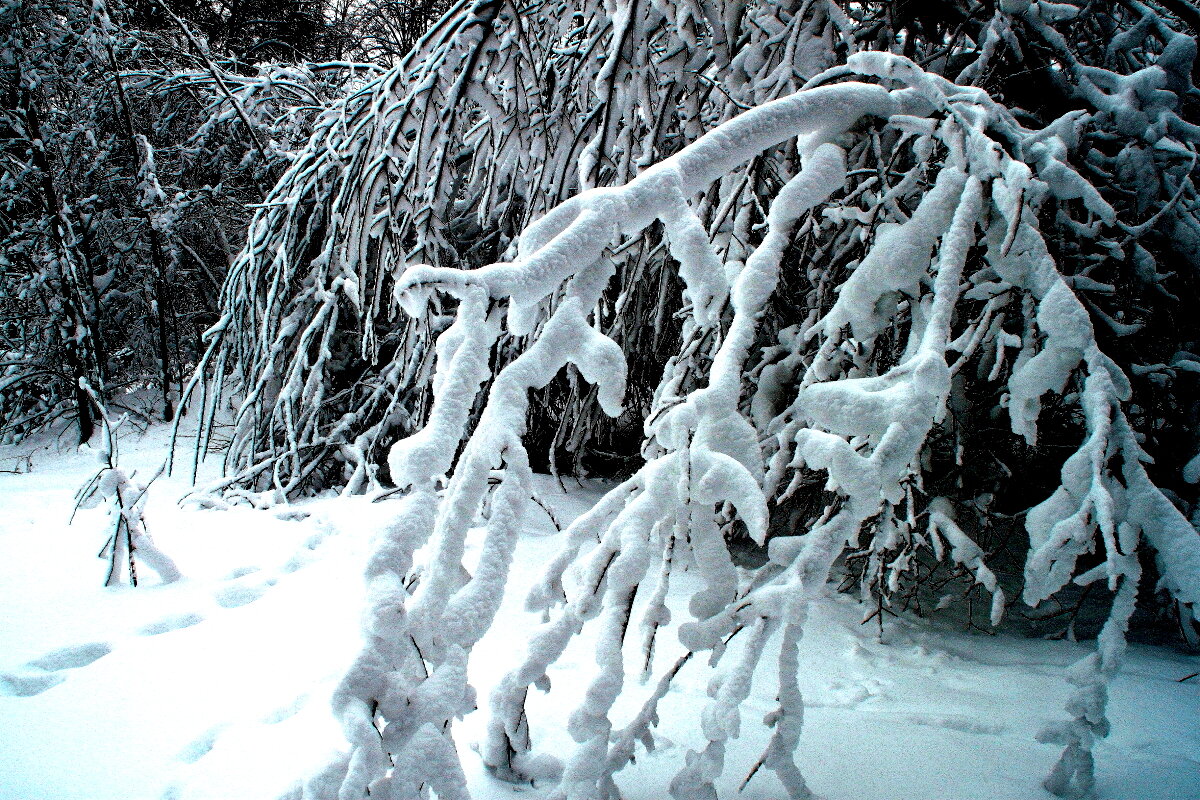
[186,1,1200,798]
[0,0,350,442]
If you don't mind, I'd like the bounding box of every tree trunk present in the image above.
[21,90,96,444]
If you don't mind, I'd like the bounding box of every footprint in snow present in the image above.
[281,520,335,574]
[213,579,275,608]
[0,671,65,697]
[138,612,206,636]
[28,641,112,671]
[280,556,306,574]
[213,516,329,597]
[262,692,309,724]
[0,641,113,697]
[223,565,261,580]
[905,713,1006,736]
[177,722,228,763]
[302,521,333,551]
[816,677,890,708]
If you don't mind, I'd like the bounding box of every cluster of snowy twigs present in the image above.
[182,0,854,497]
[72,381,181,588]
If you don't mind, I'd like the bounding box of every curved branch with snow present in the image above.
[305,45,1200,799]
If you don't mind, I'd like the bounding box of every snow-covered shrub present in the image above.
[306,44,1200,800]
[183,1,1200,797]
[73,382,180,587]
[182,0,848,497]
[189,1,1200,527]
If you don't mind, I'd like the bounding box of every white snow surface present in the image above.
[0,425,1196,800]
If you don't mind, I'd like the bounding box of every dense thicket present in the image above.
[0,0,351,443]
[126,0,337,61]
[191,0,1200,519]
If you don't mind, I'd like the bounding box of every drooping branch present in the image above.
[311,47,1200,800]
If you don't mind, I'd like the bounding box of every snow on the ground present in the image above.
[0,423,1196,800]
